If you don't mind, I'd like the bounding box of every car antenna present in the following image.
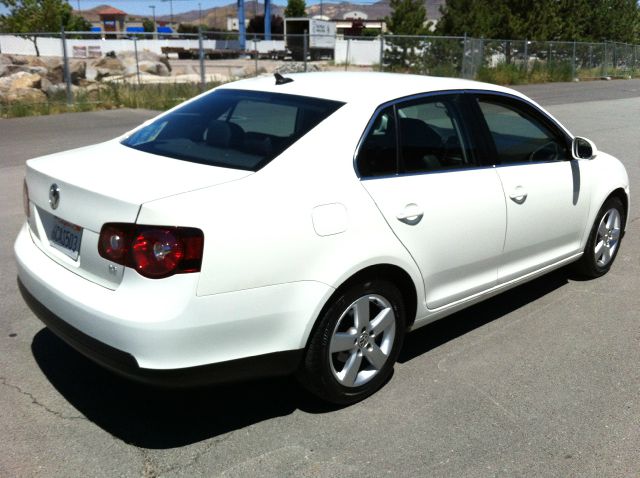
[274,73,294,85]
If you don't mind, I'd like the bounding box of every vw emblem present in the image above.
[49,183,60,210]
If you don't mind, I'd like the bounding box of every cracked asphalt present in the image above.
[1,80,639,477]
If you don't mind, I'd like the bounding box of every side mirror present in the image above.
[572,137,597,160]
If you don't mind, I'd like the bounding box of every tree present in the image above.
[142,17,155,33]
[0,0,91,55]
[284,0,306,18]
[384,0,429,70]
[436,0,640,43]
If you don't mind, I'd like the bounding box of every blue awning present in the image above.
[126,27,145,33]
[157,26,173,33]
[91,26,102,32]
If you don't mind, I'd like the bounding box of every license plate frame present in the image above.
[49,216,83,261]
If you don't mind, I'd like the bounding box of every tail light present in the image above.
[98,223,204,279]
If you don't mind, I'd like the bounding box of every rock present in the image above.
[0,72,42,91]
[0,87,47,104]
[274,62,321,74]
[91,56,125,80]
[118,50,172,76]
[136,60,170,76]
[46,59,86,85]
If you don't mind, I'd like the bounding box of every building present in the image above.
[82,5,174,37]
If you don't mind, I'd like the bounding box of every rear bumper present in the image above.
[19,281,303,387]
[15,224,333,384]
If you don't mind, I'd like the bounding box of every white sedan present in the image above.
[15,72,630,404]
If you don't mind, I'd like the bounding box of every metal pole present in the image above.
[254,34,258,76]
[133,36,141,86]
[238,0,246,50]
[303,29,308,72]
[345,38,350,71]
[603,41,607,76]
[379,34,384,71]
[264,0,271,41]
[572,40,576,80]
[149,5,157,40]
[198,28,206,90]
[523,39,528,73]
[462,32,467,78]
[60,27,73,107]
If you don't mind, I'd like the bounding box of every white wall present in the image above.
[0,35,246,58]
[335,38,382,66]
[0,34,383,66]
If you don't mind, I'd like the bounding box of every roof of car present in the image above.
[218,72,525,106]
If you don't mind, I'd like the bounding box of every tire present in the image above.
[574,196,625,278]
[298,279,406,405]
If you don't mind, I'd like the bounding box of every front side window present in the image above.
[122,89,344,171]
[477,96,569,165]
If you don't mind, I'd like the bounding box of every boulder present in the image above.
[46,59,86,85]
[274,62,321,74]
[90,56,125,81]
[118,50,171,76]
[0,72,42,91]
[136,60,170,76]
[1,87,47,104]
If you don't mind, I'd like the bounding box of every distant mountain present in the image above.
[78,1,446,29]
[157,0,446,27]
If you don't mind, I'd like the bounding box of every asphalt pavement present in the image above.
[1,80,639,477]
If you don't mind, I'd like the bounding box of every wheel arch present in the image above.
[606,187,629,231]
[303,263,419,351]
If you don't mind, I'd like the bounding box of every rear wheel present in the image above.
[575,196,625,278]
[298,280,406,405]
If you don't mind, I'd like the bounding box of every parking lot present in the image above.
[1,79,639,477]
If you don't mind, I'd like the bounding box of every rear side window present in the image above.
[397,96,472,173]
[356,94,476,178]
[122,89,344,171]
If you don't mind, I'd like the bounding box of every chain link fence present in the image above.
[1,29,639,115]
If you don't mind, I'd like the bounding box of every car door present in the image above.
[358,93,506,310]
[471,93,591,283]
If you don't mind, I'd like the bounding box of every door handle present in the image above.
[509,187,528,204]
[396,204,424,225]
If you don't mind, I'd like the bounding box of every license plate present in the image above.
[49,217,83,261]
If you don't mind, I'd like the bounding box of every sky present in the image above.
[1,0,384,18]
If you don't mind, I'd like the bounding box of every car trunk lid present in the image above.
[25,140,252,289]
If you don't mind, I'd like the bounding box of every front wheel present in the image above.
[575,196,625,278]
[298,280,406,405]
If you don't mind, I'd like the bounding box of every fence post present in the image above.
[198,28,206,90]
[603,42,607,77]
[133,36,141,86]
[572,40,576,80]
[379,34,384,71]
[462,33,468,78]
[303,30,308,72]
[254,34,258,76]
[60,27,73,107]
[345,38,350,71]
[523,39,528,73]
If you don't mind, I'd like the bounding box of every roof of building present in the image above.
[97,6,127,16]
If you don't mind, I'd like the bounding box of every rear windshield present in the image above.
[121,89,344,171]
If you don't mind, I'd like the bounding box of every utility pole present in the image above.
[149,5,157,38]
[161,0,174,28]
[265,0,271,40]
